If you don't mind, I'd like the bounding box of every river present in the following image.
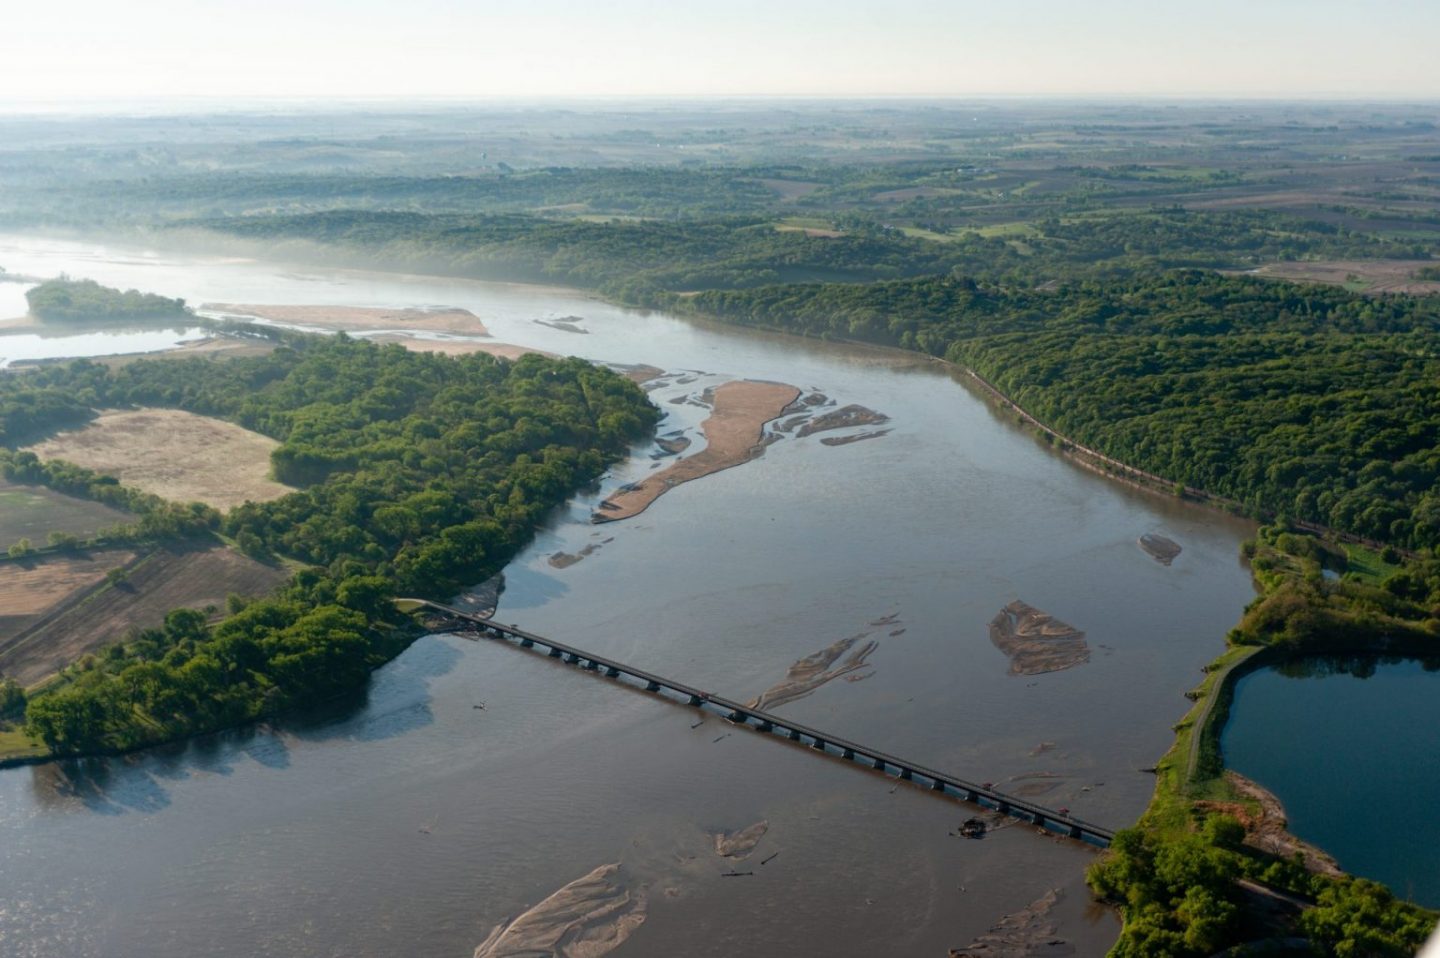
[0,234,1260,957]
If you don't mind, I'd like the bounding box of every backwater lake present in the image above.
[1224,658,1440,908]
[0,233,1422,955]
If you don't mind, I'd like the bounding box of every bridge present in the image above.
[403,599,1116,848]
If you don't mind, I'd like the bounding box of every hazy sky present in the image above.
[2,0,1438,101]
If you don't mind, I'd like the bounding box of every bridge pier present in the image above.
[520,637,534,648]
[789,729,803,741]
[965,789,979,803]
[688,694,704,706]
[547,647,562,658]
[873,757,886,771]
[811,738,826,751]
[729,710,749,723]
[1069,824,1083,840]
[1032,813,1045,830]
[757,720,773,732]
[899,768,912,781]
[605,666,620,678]
[843,748,855,760]
[565,652,581,664]
[931,779,945,792]
[997,801,1011,815]
[583,660,599,671]
[646,680,660,692]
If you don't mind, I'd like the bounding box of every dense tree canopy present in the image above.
[5,334,657,755]
[25,277,190,323]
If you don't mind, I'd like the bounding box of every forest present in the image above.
[25,277,191,323]
[3,336,657,755]
[185,206,1427,300]
[677,271,1440,551]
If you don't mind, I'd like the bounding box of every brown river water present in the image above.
[0,236,1257,957]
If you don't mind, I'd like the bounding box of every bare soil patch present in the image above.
[0,543,288,687]
[0,480,132,546]
[1197,772,1342,878]
[204,303,491,336]
[27,409,293,511]
[0,549,136,625]
[1234,259,1440,295]
[593,380,799,523]
[988,601,1089,675]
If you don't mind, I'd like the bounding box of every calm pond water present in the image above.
[0,325,210,368]
[0,234,1261,957]
[1224,658,1440,908]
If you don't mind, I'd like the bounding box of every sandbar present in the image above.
[593,380,800,523]
[204,303,491,336]
[367,334,551,361]
[988,600,1089,675]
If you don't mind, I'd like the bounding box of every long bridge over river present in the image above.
[403,599,1117,848]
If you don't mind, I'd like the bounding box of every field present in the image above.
[27,409,294,511]
[0,479,132,547]
[1236,259,1440,295]
[0,542,289,687]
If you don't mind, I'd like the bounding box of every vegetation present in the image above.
[4,334,656,756]
[25,277,190,323]
[1088,526,1439,956]
[676,271,1440,550]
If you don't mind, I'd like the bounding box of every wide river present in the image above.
[0,235,1260,957]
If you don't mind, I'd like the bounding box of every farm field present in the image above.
[0,542,289,686]
[0,479,132,548]
[27,408,294,511]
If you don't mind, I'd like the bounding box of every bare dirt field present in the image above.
[204,303,491,336]
[27,409,293,511]
[1233,259,1440,295]
[0,480,133,546]
[367,333,552,361]
[0,549,136,626]
[0,542,288,686]
[593,380,800,522]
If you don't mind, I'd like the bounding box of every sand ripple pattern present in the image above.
[747,633,878,711]
[474,863,645,958]
[988,601,1089,676]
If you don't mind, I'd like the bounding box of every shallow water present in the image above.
[1224,658,1440,907]
[0,234,1263,956]
[0,324,209,368]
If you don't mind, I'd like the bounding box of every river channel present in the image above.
[0,235,1260,957]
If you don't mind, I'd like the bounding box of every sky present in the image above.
[1,0,1438,102]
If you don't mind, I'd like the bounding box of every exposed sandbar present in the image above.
[1138,533,1182,565]
[474,862,645,958]
[712,820,769,859]
[796,404,889,437]
[204,303,491,336]
[592,380,800,523]
[988,600,1089,675]
[820,429,890,447]
[747,632,877,711]
[951,888,1068,957]
[368,334,552,361]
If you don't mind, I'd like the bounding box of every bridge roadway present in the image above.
[410,600,1116,847]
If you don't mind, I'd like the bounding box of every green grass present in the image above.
[1343,542,1402,584]
[897,226,958,243]
[964,221,1040,238]
[0,725,46,762]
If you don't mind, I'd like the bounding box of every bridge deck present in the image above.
[408,600,1116,847]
